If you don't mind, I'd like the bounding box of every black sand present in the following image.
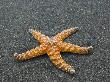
[0,0,110,82]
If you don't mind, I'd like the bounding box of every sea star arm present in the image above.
[47,46,75,74]
[60,42,93,54]
[29,29,49,44]
[14,45,46,61]
[53,27,78,41]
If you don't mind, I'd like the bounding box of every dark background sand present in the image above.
[0,0,110,82]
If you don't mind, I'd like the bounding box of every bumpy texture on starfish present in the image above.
[14,28,93,74]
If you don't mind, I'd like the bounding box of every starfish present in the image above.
[14,27,93,74]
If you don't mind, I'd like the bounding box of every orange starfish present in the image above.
[14,27,93,74]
